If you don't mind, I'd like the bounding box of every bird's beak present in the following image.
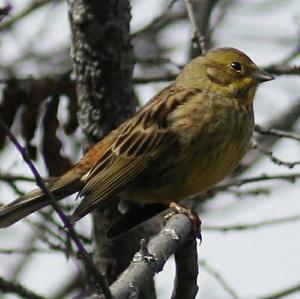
[251,68,275,83]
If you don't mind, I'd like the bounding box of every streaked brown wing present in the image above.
[72,85,194,221]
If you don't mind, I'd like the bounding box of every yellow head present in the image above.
[176,47,274,104]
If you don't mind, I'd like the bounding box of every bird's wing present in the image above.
[72,85,194,221]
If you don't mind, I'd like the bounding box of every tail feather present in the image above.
[0,172,82,228]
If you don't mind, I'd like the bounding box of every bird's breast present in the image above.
[122,95,253,205]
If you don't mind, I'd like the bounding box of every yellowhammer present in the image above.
[0,47,274,231]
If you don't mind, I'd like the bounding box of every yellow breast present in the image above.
[179,138,249,199]
[122,94,253,205]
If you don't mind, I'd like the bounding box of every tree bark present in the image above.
[67,1,156,297]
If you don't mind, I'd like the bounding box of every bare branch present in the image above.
[203,213,300,232]
[259,281,300,299]
[234,100,300,175]
[192,172,300,205]
[254,141,300,169]
[0,118,111,298]
[255,125,300,142]
[0,173,36,183]
[184,0,208,55]
[132,0,185,38]
[216,172,300,190]
[0,248,52,254]
[133,73,177,84]
[0,0,57,31]
[265,64,300,76]
[171,236,199,299]
[0,2,12,23]
[199,260,240,299]
[0,275,45,299]
[184,0,220,56]
[97,214,197,299]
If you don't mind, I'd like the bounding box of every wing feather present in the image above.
[73,157,150,220]
[72,85,196,221]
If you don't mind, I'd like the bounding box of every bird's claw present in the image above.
[163,202,202,241]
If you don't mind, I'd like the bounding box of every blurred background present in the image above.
[0,0,300,298]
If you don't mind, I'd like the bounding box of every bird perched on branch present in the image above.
[0,48,274,234]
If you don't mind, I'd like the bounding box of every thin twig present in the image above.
[259,281,300,299]
[0,248,53,254]
[255,125,300,142]
[214,172,300,191]
[191,172,300,205]
[133,73,177,84]
[0,0,55,31]
[0,275,45,299]
[0,2,12,23]
[184,0,208,55]
[265,64,300,76]
[0,118,112,298]
[234,101,300,176]
[203,213,300,232]
[199,260,240,299]
[226,187,270,198]
[254,141,300,169]
[132,1,185,38]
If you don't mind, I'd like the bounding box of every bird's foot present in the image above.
[164,202,202,241]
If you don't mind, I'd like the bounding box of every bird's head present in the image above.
[176,47,274,104]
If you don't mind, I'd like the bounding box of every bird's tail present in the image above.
[0,169,83,228]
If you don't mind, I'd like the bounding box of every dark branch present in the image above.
[199,260,240,299]
[254,141,300,169]
[234,100,300,176]
[0,3,12,23]
[0,118,112,298]
[171,236,199,299]
[0,0,56,31]
[259,281,300,299]
[184,0,220,56]
[203,213,300,232]
[132,0,185,38]
[255,125,300,142]
[0,275,45,299]
[265,64,300,76]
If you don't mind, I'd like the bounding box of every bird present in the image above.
[0,47,274,232]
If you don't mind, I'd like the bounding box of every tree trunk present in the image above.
[67,0,156,297]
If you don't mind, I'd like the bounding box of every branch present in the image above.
[0,275,45,299]
[67,1,156,297]
[51,274,83,299]
[0,0,55,31]
[191,172,300,205]
[0,173,36,183]
[203,213,300,232]
[0,118,111,298]
[215,172,300,191]
[171,236,198,299]
[259,281,300,299]
[234,101,300,176]
[132,0,185,38]
[254,141,300,169]
[184,0,208,55]
[133,73,177,84]
[265,64,300,76]
[199,260,240,299]
[98,214,198,299]
[0,247,53,255]
[184,0,220,56]
[0,2,12,23]
[255,125,300,142]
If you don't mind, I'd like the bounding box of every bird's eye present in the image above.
[230,62,242,72]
